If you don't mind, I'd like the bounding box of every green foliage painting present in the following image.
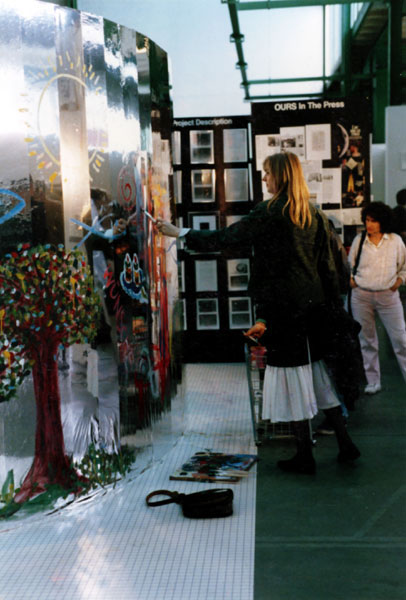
[0,243,101,503]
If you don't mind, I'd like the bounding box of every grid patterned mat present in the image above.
[0,363,257,600]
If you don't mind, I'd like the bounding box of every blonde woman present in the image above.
[157,152,360,474]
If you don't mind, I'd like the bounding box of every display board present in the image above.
[172,115,255,362]
[252,98,372,247]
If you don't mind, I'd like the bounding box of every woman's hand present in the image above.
[349,276,358,289]
[156,218,181,238]
[390,277,403,292]
[244,321,267,340]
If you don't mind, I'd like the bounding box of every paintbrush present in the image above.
[141,207,156,223]
[125,208,157,224]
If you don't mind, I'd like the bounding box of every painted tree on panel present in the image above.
[0,243,101,503]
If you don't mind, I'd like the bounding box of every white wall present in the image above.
[385,106,406,207]
[371,143,386,203]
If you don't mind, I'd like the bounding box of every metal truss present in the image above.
[221,0,403,105]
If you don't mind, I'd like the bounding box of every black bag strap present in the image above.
[352,231,367,276]
[347,230,367,318]
[146,488,233,508]
[146,490,184,507]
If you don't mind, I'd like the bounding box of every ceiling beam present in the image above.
[226,0,250,99]
[388,0,403,105]
[223,0,392,103]
[221,1,383,10]
[247,73,372,85]
[249,92,330,100]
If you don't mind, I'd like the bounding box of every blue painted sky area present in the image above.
[78,0,324,118]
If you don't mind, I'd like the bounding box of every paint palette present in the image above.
[170,451,258,482]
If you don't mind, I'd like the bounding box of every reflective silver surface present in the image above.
[0,0,182,492]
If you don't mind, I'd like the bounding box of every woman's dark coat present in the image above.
[185,195,341,367]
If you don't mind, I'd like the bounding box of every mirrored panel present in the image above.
[0,2,182,507]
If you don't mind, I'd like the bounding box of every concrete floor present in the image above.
[0,321,404,599]
[255,324,406,600]
[0,364,257,600]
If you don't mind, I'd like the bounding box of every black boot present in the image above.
[277,420,316,475]
[324,406,361,463]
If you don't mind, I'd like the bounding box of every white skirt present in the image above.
[262,359,340,422]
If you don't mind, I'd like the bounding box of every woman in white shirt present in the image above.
[349,202,406,393]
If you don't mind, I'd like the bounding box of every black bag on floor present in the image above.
[146,488,234,519]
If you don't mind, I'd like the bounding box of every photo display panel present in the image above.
[171,115,254,362]
[252,98,372,248]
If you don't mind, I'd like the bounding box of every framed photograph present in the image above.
[179,298,187,330]
[195,260,218,292]
[191,169,215,202]
[172,131,181,164]
[224,168,249,202]
[228,297,252,329]
[190,212,219,231]
[190,130,214,164]
[173,170,182,204]
[196,298,219,330]
[223,128,248,163]
[178,260,185,293]
[227,259,250,291]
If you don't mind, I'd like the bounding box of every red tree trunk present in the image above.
[14,339,81,503]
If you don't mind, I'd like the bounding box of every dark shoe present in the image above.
[277,454,316,475]
[337,443,361,463]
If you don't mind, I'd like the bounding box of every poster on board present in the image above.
[252,98,372,247]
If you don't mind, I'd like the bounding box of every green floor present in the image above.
[255,325,406,600]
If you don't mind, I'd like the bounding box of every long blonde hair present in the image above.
[263,152,311,228]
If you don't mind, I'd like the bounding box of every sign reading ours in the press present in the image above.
[251,97,372,247]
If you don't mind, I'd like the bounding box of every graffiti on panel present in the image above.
[119,253,148,302]
[0,3,179,516]
[21,58,107,194]
[0,244,101,505]
[0,190,26,225]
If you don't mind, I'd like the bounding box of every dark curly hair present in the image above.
[396,189,406,207]
[361,201,394,234]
